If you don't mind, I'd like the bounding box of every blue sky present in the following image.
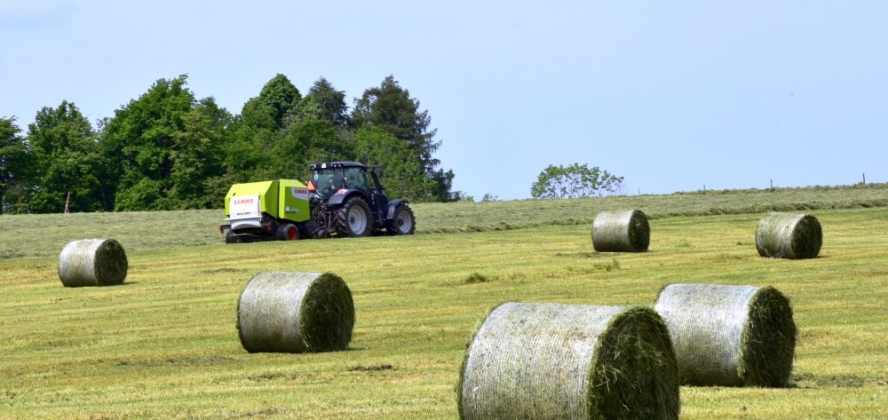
[2,1,886,200]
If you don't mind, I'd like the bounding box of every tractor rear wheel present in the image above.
[276,223,299,241]
[335,197,371,237]
[386,203,416,235]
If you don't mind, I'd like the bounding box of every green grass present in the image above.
[1,188,888,419]
[2,183,887,260]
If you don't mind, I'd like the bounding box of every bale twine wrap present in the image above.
[58,239,128,287]
[755,212,822,259]
[592,209,650,252]
[459,302,679,420]
[237,271,354,353]
[653,283,796,387]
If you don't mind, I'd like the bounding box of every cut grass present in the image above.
[2,183,888,259]
[0,205,887,419]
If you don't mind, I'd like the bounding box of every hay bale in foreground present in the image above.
[592,209,650,252]
[459,302,679,420]
[755,212,822,259]
[58,239,128,287]
[237,271,354,353]
[653,283,796,387]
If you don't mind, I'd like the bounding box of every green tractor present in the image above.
[220,161,415,243]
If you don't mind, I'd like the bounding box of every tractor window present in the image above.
[312,168,343,197]
[343,167,370,193]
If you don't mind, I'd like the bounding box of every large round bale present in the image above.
[58,239,128,287]
[459,302,679,420]
[237,271,354,353]
[592,209,650,252]
[653,283,796,387]
[755,212,822,259]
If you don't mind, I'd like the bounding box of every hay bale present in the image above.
[592,209,650,252]
[755,212,822,259]
[653,283,796,387]
[58,239,128,287]
[237,271,354,353]
[459,302,679,420]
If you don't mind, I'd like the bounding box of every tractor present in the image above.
[220,161,415,243]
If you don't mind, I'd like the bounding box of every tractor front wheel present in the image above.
[386,204,416,235]
[335,197,371,237]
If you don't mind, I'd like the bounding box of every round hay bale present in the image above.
[459,302,679,420]
[755,212,822,259]
[58,239,128,287]
[653,283,796,387]
[592,209,650,252]
[237,271,354,353]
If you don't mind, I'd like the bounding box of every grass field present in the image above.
[2,186,887,419]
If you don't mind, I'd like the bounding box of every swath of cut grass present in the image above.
[653,283,797,387]
[237,271,355,353]
[459,302,679,420]
[592,209,650,252]
[462,272,491,284]
[2,184,887,260]
[57,239,128,287]
[755,212,822,259]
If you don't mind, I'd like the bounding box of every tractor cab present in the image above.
[309,162,371,199]
[308,161,389,212]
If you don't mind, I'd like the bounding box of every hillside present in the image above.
[1,183,887,259]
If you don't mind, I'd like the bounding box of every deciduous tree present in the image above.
[0,117,33,214]
[530,163,624,199]
[353,126,424,200]
[27,102,108,212]
[102,75,227,210]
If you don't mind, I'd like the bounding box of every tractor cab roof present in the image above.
[309,161,367,171]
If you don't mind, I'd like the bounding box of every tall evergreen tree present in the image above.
[303,77,350,128]
[352,75,455,201]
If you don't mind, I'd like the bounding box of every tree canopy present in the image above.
[352,75,454,201]
[530,163,624,199]
[28,102,107,212]
[2,73,457,213]
[0,117,32,214]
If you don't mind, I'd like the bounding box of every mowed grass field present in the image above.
[1,186,887,419]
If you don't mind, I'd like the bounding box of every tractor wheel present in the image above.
[386,204,416,235]
[276,223,299,241]
[225,229,237,244]
[335,197,372,237]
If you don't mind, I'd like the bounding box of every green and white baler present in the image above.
[220,179,310,242]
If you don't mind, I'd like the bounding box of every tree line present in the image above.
[0,74,457,214]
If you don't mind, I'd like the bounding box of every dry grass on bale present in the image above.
[755,212,822,259]
[653,283,797,387]
[592,209,650,252]
[459,302,679,420]
[237,271,354,353]
[57,239,128,287]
